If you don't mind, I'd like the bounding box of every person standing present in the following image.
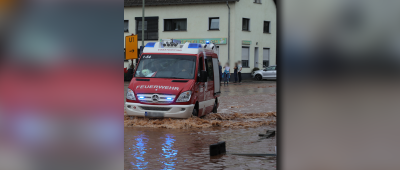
[219,62,222,86]
[127,64,134,81]
[238,61,242,83]
[233,62,238,83]
[223,62,230,85]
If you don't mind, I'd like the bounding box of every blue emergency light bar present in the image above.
[145,42,156,48]
[206,41,210,44]
[188,43,202,48]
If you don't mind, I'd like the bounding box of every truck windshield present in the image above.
[135,54,197,79]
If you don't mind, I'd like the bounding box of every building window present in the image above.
[241,47,249,67]
[205,58,214,80]
[264,21,270,33]
[242,18,250,31]
[164,19,187,31]
[135,17,158,40]
[263,61,269,68]
[209,17,219,30]
[263,48,270,67]
[254,0,261,4]
[124,20,129,32]
[138,21,147,31]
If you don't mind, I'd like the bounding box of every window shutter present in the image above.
[242,47,249,60]
[263,48,270,61]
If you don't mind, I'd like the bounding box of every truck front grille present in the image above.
[140,106,171,111]
[136,93,176,104]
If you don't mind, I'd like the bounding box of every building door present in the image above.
[254,47,259,68]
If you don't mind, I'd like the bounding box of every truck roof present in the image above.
[143,41,218,55]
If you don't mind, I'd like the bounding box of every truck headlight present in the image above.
[176,91,192,102]
[126,89,136,100]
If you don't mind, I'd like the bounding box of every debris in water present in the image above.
[229,105,244,108]
[124,112,276,129]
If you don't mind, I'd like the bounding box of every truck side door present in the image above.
[204,57,215,115]
[212,58,220,95]
[196,55,206,115]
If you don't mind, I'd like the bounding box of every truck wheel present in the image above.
[256,74,262,81]
[212,100,218,113]
[192,108,198,117]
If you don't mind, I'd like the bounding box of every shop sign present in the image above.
[242,40,251,45]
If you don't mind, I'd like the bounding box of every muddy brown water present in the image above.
[124,81,276,169]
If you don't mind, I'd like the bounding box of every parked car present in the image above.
[252,65,276,80]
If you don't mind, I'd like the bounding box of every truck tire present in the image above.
[192,108,198,117]
[212,100,218,113]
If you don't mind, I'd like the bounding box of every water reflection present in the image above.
[131,133,149,169]
[159,134,178,169]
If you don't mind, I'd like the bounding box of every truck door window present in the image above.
[205,58,214,81]
[198,57,203,78]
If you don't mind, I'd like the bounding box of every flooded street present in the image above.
[124,81,276,169]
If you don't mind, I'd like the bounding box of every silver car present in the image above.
[252,65,276,80]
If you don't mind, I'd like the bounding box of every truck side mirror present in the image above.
[198,70,208,82]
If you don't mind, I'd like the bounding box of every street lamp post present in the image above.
[142,0,145,47]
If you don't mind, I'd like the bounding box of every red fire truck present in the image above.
[125,39,221,118]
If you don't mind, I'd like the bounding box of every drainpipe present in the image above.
[142,0,145,47]
[226,1,230,63]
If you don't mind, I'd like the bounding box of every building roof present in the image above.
[125,0,239,7]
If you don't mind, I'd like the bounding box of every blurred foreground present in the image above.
[0,0,123,169]
[281,0,400,169]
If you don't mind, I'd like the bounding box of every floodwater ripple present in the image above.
[124,81,277,169]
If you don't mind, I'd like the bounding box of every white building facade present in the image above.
[124,0,276,79]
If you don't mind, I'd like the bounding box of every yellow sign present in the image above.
[125,35,138,60]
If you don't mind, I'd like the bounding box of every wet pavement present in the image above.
[217,82,276,114]
[124,80,276,169]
